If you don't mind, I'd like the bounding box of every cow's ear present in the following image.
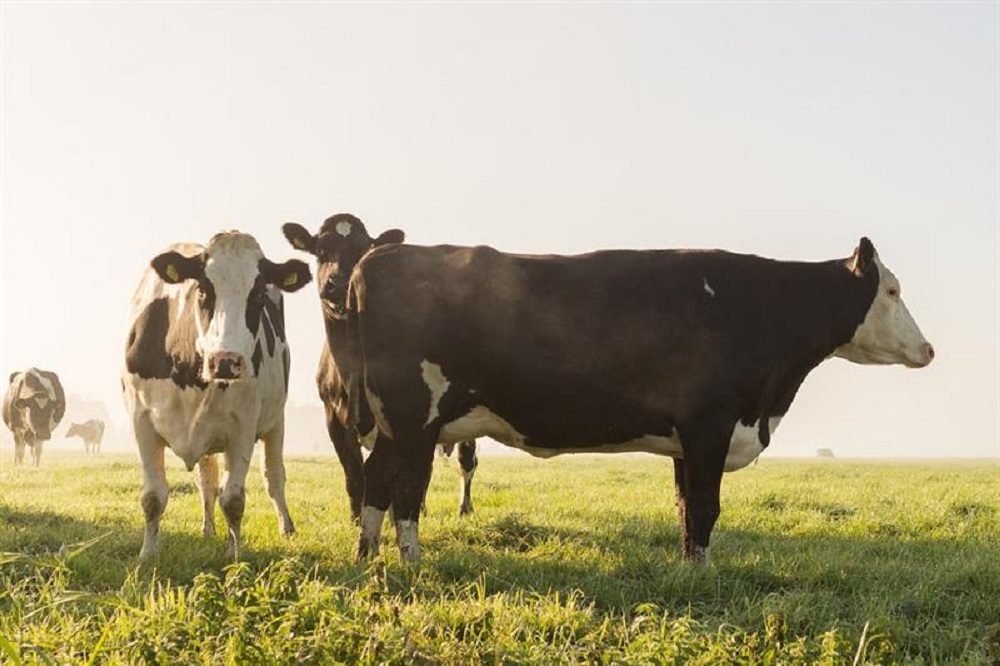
[373,229,405,247]
[152,251,204,284]
[282,223,317,254]
[9,372,18,385]
[847,237,876,276]
[261,258,312,292]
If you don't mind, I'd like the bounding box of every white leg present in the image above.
[134,413,168,560]
[32,441,43,467]
[395,519,421,563]
[14,439,24,465]
[197,454,220,537]
[221,443,253,559]
[358,506,386,558]
[259,419,295,536]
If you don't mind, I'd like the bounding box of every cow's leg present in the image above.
[326,407,365,522]
[677,421,731,565]
[356,433,392,560]
[672,458,691,556]
[259,419,295,537]
[197,454,220,537]
[134,415,168,560]
[220,444,253,559]
[31,441,43,467]
[457,440,478,516]
[389,433,437,563]
[13,436,25,466]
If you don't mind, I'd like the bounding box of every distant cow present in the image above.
[816,448,835,459]
[3,368,66,467]
[283,213,479,519]
[67,419,106,454]
[346,237,934,563]
[122,231,311,559]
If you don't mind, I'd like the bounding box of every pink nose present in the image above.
[208,352,246,380]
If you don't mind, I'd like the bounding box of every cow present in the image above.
[122,231,311,559]
[282,213,479,520]
[2,368,66,467]
[345,237,934,564]
[66,419,105,454]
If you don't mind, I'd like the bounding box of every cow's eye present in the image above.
[887,287,899,298]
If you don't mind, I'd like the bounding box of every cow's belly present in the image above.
[438,406,780,471]
[123,375,280,459]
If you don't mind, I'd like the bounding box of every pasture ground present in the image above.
[0,452,997,664]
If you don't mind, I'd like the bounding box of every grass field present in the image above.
[0,452,997,664]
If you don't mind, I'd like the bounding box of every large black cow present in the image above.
[346,237,934,563]
[122,231,311,559]
[2,368,66,466]
[283,213,479,520]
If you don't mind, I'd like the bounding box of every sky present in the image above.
[1,3,997,458]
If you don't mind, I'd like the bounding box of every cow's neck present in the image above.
[743,258,877,444]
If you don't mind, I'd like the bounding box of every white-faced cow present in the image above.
[66,419,106,454]
[122,231,311,559]
[283,213,479,519]
[2,368,66,467]
[346,237,934,564]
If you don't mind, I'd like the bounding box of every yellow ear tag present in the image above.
[166,264,179,282]
[282,272,299,288]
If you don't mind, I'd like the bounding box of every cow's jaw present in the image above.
[834,256,934,368]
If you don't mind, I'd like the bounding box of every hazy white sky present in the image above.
[1,3,996,457]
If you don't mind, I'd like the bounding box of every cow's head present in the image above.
[66,422,82,437]
[282,213,404,320]
[834,237,935,369]
[151,231,311,382]
[8,369,61,442]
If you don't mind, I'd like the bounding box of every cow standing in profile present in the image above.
[2,368,66,467]
[345,237,934,564]
[122,231,311,559]
[283,213,479,520]
[67,419,106,454]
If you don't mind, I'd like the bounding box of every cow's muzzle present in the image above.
[207,351,246,381]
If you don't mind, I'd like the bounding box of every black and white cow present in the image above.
[345,237,934,563]
[66,419,105,454]
[122,231,311,559]
[283,213,479,520]
[2,368,66,466]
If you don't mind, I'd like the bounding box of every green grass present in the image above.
[0,452,997,664]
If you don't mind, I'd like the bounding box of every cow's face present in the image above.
[283,214,404,320]
[66,423,81,437]
[835,237,935,369]
[10,371,59,442]
[151,231,311,382]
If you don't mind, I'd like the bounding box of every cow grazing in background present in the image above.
[346,237,934,564]
[2,368,66,467]
[67,419,106,454]
[122,231,311,559]
[283,213,479,520]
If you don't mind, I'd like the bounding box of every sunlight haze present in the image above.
[1,3,996,458]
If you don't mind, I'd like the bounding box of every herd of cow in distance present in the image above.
[3,213,935,565]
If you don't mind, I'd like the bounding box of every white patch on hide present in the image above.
[420,360,450,427]
[335,220,352,237]
[724,417,782,471]
[703,277,716,297]
[366,388,393,438]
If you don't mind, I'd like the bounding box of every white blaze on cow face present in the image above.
[197,234,265,381]
[835,255,935,369]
